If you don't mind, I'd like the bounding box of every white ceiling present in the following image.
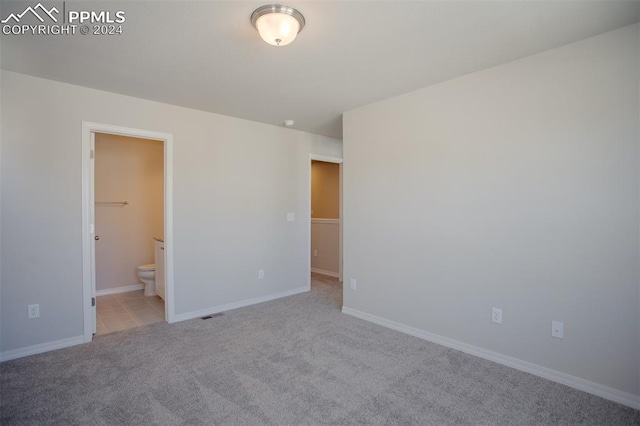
[2,1,638,138]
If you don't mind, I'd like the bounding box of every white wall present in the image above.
[95,134,164,291]
[343,23,639,399]
[0,71,342,354]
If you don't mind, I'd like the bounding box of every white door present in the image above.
[90,132,97,334]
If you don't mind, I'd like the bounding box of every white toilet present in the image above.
[137,264,156,296]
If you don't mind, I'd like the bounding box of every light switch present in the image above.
[287,212,295,221]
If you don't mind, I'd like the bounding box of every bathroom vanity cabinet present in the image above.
[154,239,166,300]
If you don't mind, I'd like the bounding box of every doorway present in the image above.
[309,155,343,286]
[81,122,174,342]
[94,133,164,334]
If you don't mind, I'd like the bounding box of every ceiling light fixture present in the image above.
[251,4,305,47]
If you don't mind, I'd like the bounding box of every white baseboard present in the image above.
[311,268,339,278]
[172,286,310,323]
[342,306,640,410]
[96,284,144,296]
[0,287,310,362]
[0,335,85,363]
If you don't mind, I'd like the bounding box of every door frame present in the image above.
[308,154,343,287]
[81,121,175,342]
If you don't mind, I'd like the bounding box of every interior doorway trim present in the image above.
[309,154,343,287]
[81,121,175,342]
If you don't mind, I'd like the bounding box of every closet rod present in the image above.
[95,201,129,206]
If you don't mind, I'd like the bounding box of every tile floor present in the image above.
[96,290,164,335]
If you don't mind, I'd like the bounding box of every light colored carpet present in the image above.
[1,274,638,425]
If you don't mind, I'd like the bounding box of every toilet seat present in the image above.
[137,264,155,271]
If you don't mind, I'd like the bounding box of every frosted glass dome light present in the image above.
[251,5,305,47]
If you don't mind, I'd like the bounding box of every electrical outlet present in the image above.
[551,321,564,339]
[286,212,295,221]
[313,249,318,257]
[350,278,357,290]
[28,304,40,319]
[258,269,264,279]
[492,307,502,324]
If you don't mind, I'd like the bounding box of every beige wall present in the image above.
[311,161,341,276]
[311,161,339,219]
[344,24,639,397]
[95,134,164,291]
[311,220,340,277]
